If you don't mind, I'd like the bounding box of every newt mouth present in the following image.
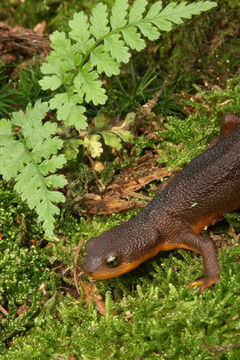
[86,261,141,279]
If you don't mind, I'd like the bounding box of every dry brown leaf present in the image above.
[17,303,29,316]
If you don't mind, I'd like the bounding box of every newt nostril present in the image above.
[82,250,103,274]
[82,255,93,272]
[82,260,92,274]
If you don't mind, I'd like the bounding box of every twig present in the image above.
[0,305,8,316]
[73,238,85,297]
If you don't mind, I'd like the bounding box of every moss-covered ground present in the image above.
[0,1,240,359]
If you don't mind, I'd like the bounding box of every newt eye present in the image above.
[105,255,120,267]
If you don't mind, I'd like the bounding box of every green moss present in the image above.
[158,112,217,169]
[159,71,240,169]
[0,183,60,349]
[224,211,240,232]
[1,246,239,359]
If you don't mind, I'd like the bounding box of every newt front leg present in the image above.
[177,230,220,293]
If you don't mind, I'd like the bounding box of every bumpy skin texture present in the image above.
[83,113,240,292]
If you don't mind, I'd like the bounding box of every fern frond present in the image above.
[0,101,67,236]
[39,0,217,131]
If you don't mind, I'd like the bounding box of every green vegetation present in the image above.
[0,0,217,235]
[0,183,60,353]
[0,0,240,359]
[0,0,115,33]
[3,249,240,359]
[39,0,216,134]
[159,72,240,169]
[0,101,67,235]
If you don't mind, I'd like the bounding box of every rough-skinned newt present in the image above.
[83,113,240,292]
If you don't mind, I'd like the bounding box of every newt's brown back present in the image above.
[151,121,240,232]
[83,113,240,292]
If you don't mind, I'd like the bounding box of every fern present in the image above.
[0,101,67,236]
[39,0,217,132]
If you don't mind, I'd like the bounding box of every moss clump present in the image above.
[0,183,60,350]
[158,72,240,169]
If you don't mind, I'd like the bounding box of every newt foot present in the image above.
[189,275,220,293]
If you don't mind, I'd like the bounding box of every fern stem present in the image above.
[76,16,160,78]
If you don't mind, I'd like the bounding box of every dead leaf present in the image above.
[81,152,177,215]
[17,303,29,316]
[73,238,84,297]
[82,282,106,316]
[0,305,8,316]
[34,21,46,36]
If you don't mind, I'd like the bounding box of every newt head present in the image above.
[82,217,160,279]
[82,245,142,280]
[82,228,140,279]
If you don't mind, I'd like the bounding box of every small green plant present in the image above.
[39,0,217,132]
[0,1,217,235]
[116,61,161,112]
[0,101,67,236]
[12,57,50,109]
[0,65,16,118]
[82,111,135,158]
